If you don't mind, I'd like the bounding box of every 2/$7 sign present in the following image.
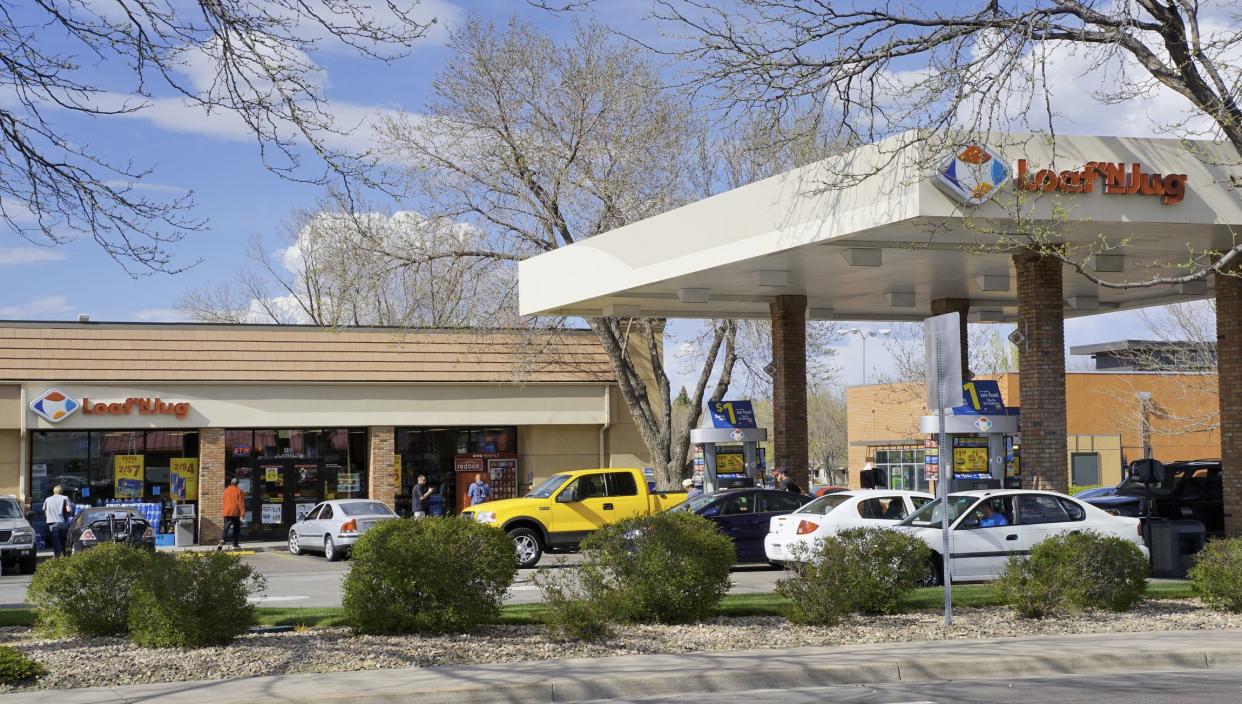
[29,387,191,424]
[936,144,1188,207]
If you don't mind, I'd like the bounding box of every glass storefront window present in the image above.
[395,427,517,516]
[30,431,89,504]
[31,431,199,507]
[872,446,925,491]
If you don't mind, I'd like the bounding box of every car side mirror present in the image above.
[1131,459,1165,484]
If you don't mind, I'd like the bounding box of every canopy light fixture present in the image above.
[886,291,916,308]
[842,248,882,267]
[677,288,711,304]
[1174,280,1207,295]
[1066,295,1099,310]
[968,309,1006,323]
[973,274,1010,292]
[757,270,789,287]
[1093,255,1125,273]
[602,303,641,317]
[807,306,834,319]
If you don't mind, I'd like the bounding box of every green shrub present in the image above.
[26,543,152,637]
[777,527,931,624]
[0,646,45,686]
[996,531,1148,619]
[342,517,517,634]
[575,511,734,624]
[1188,537,1242,613]
[128,552,266,648]
[533,562,612,641]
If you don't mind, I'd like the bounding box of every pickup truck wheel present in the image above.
[18,556,36,574]
[509,528,543,569]
[918,554,944,587]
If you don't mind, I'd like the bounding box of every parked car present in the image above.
[764,490,935,564]
[288,499,398,561]
[0,496,37,574]
[65,506,156,556]
[461,468,687,569]
[1083,459,1224,536]
[898,489,1147,584]
[1073,485,1118,500]
[670,488,814,563]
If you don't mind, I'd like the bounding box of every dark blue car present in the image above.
[673,488,813,563]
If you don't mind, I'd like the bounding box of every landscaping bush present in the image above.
[575,511,734,624]
[533,561,612,641]
[995,531,1148,619]
[128,552,266,648]
[777,527,930,625]
[0,646,45,686]
[26,543,152,637]
[342,517,517,634]
[1188,537,1242,613]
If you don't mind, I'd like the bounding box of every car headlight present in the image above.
[11,529,33,544]
[475,511,497,524]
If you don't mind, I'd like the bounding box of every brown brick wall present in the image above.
[770,295,809,488]
[1013,251,1068,492]
[930,298,971,380]
[1216,269,1242,536]
[197,427,225,545]
[368,426,396,508]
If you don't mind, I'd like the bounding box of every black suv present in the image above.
[1084,459,1224,536]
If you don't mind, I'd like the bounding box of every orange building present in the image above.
[848,369,1219,489]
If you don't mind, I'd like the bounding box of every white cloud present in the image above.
[0,296,73,318]
[0,246,65,265]
[101,180,191,195]
[129,308,189,322]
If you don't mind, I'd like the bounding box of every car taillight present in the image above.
[81,529,96,541]
[796,520,820,535]
[340,519,358,533]
[142,527,155,539]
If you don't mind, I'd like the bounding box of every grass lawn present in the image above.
[0,581,1197,631]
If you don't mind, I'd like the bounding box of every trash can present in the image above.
[173,504,197,548]
[1148,518,1205,578]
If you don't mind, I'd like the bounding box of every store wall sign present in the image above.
[1015,159,1187,205]
[81,396,191,419]
[29,388,81,423]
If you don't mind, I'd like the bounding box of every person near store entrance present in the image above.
[774,468,802,494]
[411,475,434,517]
[467,473,493,506]
[219,478,245,550]
[43,485,74,557]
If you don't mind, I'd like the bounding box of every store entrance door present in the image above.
[253,459,324,540]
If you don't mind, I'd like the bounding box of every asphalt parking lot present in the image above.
[0,550,786,608]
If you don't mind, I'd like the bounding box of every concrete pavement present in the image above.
[3,628,1240,704]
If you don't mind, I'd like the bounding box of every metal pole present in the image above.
[862,334,868,385]
[937,338,953,626]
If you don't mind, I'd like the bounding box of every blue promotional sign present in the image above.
[709,400,757,429]
[952,380,1006,415]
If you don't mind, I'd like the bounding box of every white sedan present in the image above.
[897,489,1148,583]
[764,489,935,563]
[288,499,398,561]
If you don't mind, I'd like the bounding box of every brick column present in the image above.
[1216,268,1242,536]
[368,426,396,509]
[930,298,971,380]
[770,295,809,489]
[197,428,226,545]
[1013,251,1068,492]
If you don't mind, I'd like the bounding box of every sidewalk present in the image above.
[5,628,1241,704]
[34,540,288,559]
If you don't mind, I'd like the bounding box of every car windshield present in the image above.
[340,501,395,517]
[0,499,21,519]
[527,474,571,499]
[1116,467,1193,497]
[673,493,719,513]
[797,494,851,516]
[84,509,141,521]
[899,496,981,528]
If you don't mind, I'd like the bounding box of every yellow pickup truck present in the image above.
[461,467,687,568]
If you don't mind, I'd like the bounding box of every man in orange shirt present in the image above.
[219,477,245,550]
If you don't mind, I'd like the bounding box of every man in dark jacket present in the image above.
[774,468,802,494]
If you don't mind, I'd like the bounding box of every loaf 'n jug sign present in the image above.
[1015,159,1187,205]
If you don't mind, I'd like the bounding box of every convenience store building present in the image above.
[0,321,650,544]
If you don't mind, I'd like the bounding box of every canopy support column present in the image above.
[1013,251,1068,492]
[770,295,808,489]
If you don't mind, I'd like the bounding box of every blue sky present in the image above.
[0,0,1182,386]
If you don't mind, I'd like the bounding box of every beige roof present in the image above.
[0,322,615,383]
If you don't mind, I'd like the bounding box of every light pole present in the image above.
[844,328,892,384]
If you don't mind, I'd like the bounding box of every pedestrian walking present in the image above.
[219,478,245,550]
[42,485,74,557]
[411,475,433,518]
[774,468,802,494]
[467,473,493,506]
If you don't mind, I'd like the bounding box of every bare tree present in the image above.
[878,323,1019,384]
[646,0,1242,286]
[375,17,740,489]
[2,0,433,273]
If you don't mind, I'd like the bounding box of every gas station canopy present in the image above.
[519,132,1242,322]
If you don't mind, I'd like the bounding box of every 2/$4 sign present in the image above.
[29,387,191,424]
[935,144,1188,207]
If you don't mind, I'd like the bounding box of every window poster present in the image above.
[170,458,199,501]
[337,472,361,493]
[114,454,144,499]
[261,502,283,524]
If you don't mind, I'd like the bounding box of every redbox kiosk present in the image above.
[454,452,518,513]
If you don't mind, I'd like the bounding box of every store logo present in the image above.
[974,416,993,432]
[30,388,80,423]
[934,144,1011,206]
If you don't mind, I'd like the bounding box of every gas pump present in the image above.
[918,380,1021,493]
[690,400,768,494]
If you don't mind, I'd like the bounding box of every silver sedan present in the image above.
[287,499,397,561]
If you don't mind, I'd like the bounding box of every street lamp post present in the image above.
[845,328,892,384]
